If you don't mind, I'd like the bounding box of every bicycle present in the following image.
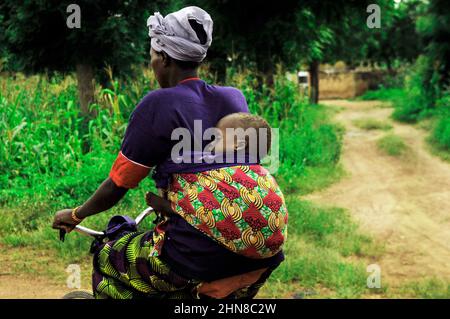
[60,206,271,299]
[60,207,155,299]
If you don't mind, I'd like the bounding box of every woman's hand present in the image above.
[52,209,80,233]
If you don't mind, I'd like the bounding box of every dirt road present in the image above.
[307,100,450,285]
[0,244,91,298]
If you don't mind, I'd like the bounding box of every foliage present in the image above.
[392,56,438,122]
[0,1,167,79]
[417,0,450,90]
[360,87,406,102]
[432,118,450,150]
[362,76,450,161]
[0,0,369,79]
[366,0,423,69]
[431,93,450,151]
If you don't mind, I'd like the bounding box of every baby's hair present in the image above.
[217,112,272,158]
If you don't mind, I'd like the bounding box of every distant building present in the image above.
[287,62,387,99]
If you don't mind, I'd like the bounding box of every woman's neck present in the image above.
[168,69,198,87]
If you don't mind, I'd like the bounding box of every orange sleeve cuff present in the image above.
[109,152,151,189]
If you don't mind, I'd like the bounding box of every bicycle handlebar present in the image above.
[73,206,155,237]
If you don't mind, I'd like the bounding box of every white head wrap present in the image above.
[147,6,213,62]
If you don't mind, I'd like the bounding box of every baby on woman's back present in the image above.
[147,113,288,259]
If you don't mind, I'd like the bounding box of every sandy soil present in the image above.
[0,244,91,299]
[0,275,73,299]
[307,100,450,285]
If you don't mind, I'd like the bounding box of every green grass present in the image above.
[415,105,450,163]
[262,197,382,298]
[392,278,450,299]
[431,114,450,149]
[359,87,406,102]
[359,86,429,123]
[353,118,393,131]
[293,165,345,195]
[416,97,450,162]
[377,134,408,156]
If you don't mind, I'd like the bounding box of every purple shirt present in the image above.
[119,79,284,281]
[121,79,248,179]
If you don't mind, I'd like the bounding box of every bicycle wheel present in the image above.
[62,290,95,299]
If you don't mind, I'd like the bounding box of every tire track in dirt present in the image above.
[0,274,72,299]
[306,100,450,285]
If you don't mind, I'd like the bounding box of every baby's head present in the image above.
[212,112,272,159]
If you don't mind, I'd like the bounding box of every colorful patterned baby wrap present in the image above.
[166,165,288,258]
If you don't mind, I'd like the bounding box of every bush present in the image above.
[432,117,450,150]
[432,94,450,150]
[393,56,439,123]
[360,87,405,102]
[377,134,408,156]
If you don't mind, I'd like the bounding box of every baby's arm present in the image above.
[145,192,176,216]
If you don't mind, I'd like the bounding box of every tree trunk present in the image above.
[261,51,274,87]
[386,59,393,72]
[76,63,95,117]
[309,60,319,104]
[264,67,274,87]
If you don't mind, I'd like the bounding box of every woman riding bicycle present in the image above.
[52,6,286,299]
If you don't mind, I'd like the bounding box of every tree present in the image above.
[186,0,371,103]
[282,1,371,103]
[361,0,422,70]
[418,0,450,94]
[185,0,302,82]
[0,1,167,117]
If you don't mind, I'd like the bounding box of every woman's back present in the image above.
[120,78,250,185]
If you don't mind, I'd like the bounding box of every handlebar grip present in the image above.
[63,206,154,238]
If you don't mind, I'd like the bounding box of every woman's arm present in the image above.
[52,93,166,232]
[77,177,128,218]
[52,177,128,232]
